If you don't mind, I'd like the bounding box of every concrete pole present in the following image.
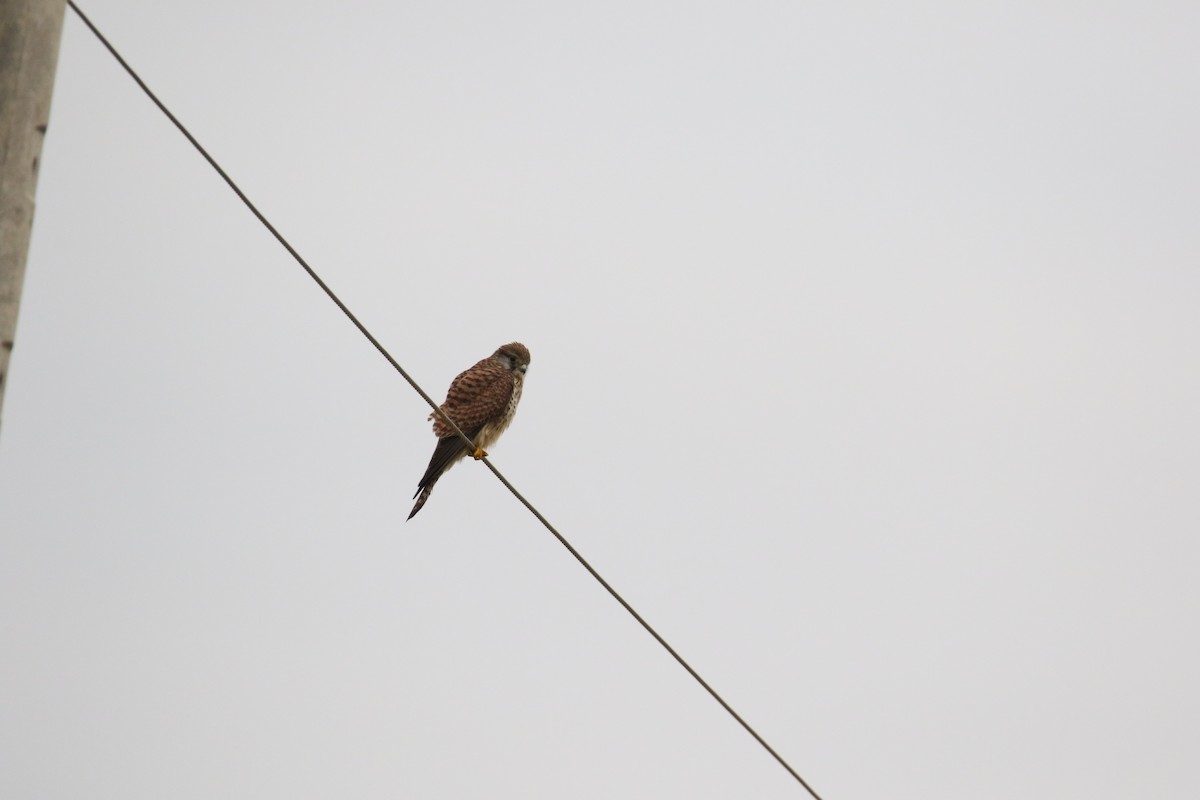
[0,0,66,437]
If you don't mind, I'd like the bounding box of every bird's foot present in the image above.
[471,446,489,460]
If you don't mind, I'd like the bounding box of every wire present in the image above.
[65,4,824,798]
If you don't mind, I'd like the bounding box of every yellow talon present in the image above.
[471,446,488,460]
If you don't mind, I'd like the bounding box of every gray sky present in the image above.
[2,1,1198,797]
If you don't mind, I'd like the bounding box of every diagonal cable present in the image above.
[65,3,824,798]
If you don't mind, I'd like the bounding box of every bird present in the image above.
[407,342,531,520]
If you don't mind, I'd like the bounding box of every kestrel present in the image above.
[407,342,531,520]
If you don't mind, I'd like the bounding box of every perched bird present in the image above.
[408,342,531,520]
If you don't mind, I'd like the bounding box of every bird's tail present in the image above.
[407,478,438,520]
[407,435,471,522]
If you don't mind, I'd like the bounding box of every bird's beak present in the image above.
[517,364,528,373]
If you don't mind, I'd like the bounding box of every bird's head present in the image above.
[495,342,531,374]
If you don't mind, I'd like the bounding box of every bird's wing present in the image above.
[431,358,516,438]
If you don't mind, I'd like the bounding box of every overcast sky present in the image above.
[2,1,1198,798]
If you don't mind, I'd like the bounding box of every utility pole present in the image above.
[0,0,66,438]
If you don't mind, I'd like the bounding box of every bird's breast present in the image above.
[475,377,523,451]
